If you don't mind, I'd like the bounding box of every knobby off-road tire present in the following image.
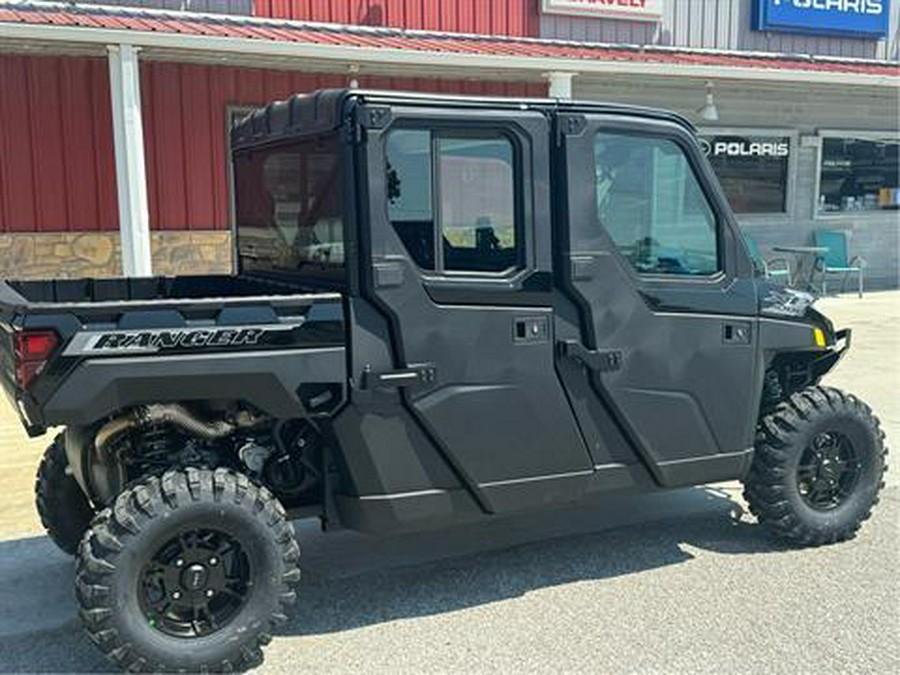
[75,467,301,673]
[744,385,887,546]
[35,435,94,555]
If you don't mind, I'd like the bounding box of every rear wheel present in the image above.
[35,435,94,555]
[743,386,887,546]
[75,467,301,673]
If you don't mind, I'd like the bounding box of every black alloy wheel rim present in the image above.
[139,528,252,638]
[797,431,862,511]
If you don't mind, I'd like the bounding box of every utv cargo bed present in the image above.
[0,274,333,312]
[0,274,346,434]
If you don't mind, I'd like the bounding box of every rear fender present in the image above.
[42,347,347,427]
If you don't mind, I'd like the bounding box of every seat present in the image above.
[743,235,792,284]
[814,230,866,298]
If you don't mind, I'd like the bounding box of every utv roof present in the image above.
[230,88,695,151]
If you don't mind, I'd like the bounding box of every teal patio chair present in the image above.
[743,235,792,284]
[814,230,866,297]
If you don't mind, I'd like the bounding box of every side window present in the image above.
[386,130,435,269]
[593,132,719,276]
[386,129,519,274]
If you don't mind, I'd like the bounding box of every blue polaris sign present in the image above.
[753,0,891,38]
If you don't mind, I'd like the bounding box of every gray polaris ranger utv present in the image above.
[0,90,887,672]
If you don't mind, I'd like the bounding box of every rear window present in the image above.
[233,136,344,283]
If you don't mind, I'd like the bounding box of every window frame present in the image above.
[697,126,798,222]
[222,105,259,275]
[384,124,526,279]
[591,127,726,282]
[814,128,900,221]
[227,105,257,234]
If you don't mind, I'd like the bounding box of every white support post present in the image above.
[545,71,576,100]
[108,44,152,277]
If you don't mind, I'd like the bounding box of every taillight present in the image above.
[13,329,59,389]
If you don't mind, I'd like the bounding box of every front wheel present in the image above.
[743,386,887,546]
[75,467,301,673]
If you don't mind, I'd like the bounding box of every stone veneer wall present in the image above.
[0,232,233,279]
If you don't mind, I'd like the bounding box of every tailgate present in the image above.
[0,279,27,323]
[0,281,28,386]
[0,281,27,406]
[0,327,15,409]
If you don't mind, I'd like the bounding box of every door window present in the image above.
[437,137,516,272]
[386,129,435,269]
[387,129,520,274]
[593,132,719,276]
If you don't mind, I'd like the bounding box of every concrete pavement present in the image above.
[0,484,896,673]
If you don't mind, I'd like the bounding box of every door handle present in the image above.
[362,363,437,389]
[558,340,623,373]
[513,316,549,344]
[570,257,595,281]
[722,321,752,345]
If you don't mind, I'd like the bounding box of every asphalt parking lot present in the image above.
[0,292,897,673]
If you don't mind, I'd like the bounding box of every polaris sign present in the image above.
[700,138,790,158]
[753,0,891,38]
[699,134,791,213]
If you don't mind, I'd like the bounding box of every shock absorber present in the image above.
[761,368,785,409]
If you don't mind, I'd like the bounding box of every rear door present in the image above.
[357,102,592,512]
[555,112,761,487]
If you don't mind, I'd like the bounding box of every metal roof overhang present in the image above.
[0,6,897,88]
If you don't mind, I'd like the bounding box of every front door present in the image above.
[359,102,592,512]
[555,112,761,487]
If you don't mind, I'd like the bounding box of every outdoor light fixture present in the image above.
[697,81,719,122]
[348,64,360,89]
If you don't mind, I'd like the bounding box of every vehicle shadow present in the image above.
[283,485,790,638]
[0,485,788,673]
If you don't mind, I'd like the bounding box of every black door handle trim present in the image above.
[558,340,623,373]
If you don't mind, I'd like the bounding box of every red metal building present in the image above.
[0,56,539,234]
[254,0,539,35]
[0,1,896,282]
[0,1,551,277]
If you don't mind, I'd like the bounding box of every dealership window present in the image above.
[699,133,791,214]
[386,129,519,274]
[818,134,900,215]
[593,132,719,276]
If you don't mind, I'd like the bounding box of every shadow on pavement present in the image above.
[0,484,788,673]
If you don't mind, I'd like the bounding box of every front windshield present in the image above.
[233,135,344,283]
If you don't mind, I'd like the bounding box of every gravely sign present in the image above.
[541,0,664,21]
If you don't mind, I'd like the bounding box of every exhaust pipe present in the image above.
[94,403,264,457]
